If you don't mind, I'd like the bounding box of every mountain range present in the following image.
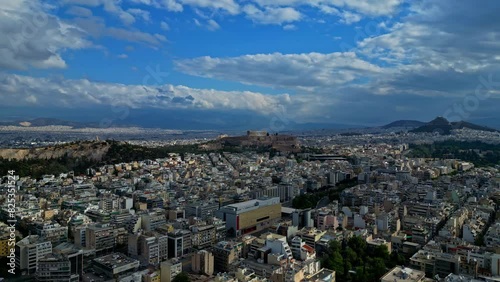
[0,116,498,134]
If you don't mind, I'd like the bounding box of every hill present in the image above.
[381,120,425,129]
[410,117,498,135]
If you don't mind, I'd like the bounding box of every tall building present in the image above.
[191,224,216,249]
[53,242,84,280]
[128,232,169,265]
[86,223,115,253]
[167,230,191,258]
[36,253,80,282]
[215,197,281,237]
[15,235,52,274]
[192,250,214,276]
[213,241,242,273]
[141,212,167,231]
[33,222,68,246]
[186,202,219,219]
[160,259,182,282]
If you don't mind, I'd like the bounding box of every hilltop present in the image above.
[381,120,426,129]
[410,117,498,135]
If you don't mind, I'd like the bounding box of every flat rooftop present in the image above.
[94,253,139,269]
[222,197,280,213]
[380,266,426,282]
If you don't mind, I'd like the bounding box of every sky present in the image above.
[0,0,499,130]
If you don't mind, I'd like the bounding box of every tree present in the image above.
[172,272,190,282]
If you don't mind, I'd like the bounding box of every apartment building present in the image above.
[15,235,53,274]
[167,230,192,258]
[213,241,243,273]
[36,253,80,282]
[86,223,115,253]
[192,250,215,276]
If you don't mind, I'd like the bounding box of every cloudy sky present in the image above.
[0,0,499,129]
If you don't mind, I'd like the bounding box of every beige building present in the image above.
[380,266,426,282]
[192,250,214,276]
[216,197,281,237]
[160,259,182,282]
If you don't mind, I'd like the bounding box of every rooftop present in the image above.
[93,253,139,269]
[380,266,426,282]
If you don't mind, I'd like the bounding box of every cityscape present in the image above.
[1,1,500,282]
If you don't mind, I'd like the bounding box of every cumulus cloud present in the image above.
[180,0,239,15]
[339,11,362,25]
[243,4,301,25]
[0,74,292,115]
[252,0,402,17]
[65,6,93,17]
[356,0,500,98]
[126,8,151,22]
[72,16,166,47]
[0,0,91,70]
[62,0,137,25]
[175,52,382,91]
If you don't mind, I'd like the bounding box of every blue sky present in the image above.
[0,0,499,129]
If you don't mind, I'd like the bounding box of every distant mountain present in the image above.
[381,120,425,129]
[410,117,499,134]
[0,118,102,128]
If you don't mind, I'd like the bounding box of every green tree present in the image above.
[172,272,190,282]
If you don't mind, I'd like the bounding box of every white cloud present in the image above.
[0,74,292,115]
[193,18,220,31]
[243,4,301,25]
[252,0,402,16]
[127,8,151,22]
[162,0,183,12]
[339,11,362,24]
[117,54,128,59]
[72,16,166,47]
[65,6,93,17]
[160,21,170,30]
[283,24,296,30]
[358,0,500,74]
[175,52,382,91]
[207,19,220,31]
[63,0,138,25]
[180,0,239,15]
[0,0,91,70]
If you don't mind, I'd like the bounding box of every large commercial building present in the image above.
[216,197,281,237]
